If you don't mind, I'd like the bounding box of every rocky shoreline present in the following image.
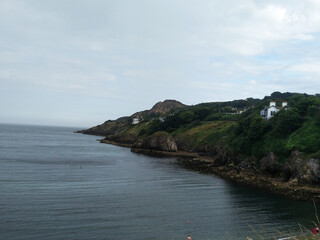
[76,92,320,202]
[79,133,320,201]
[100,139,133,148]
[178,156,320,201]
[130,147,320,201]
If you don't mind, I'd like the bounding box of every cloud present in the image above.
[1,0,320,126]
[123,70,151,80]
[289,61,320,75]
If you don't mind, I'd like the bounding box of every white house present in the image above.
[260,101,288,120]
[132,118,140,124]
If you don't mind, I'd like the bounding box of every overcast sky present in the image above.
[1,0,320,127]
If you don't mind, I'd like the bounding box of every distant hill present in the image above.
[79,99,186,137]
[131,100,186,118]
[80,93,320,146]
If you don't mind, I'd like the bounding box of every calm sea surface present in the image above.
[0,124,316,240]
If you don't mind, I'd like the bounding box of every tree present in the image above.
[271,108,303,135]
[180,111,195,123]
[247,115,266,140]
[295,96,319,116]
[308,105,320,126]
[194,107,211,120]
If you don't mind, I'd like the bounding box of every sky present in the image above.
[1,0,320,127]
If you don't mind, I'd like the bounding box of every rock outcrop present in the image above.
[288,150,320,185]
[132,132,178,152]
[255,150,320,186]
[259,152,280,176]
[131,100,186,118]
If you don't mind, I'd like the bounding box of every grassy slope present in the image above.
[93,117,318,162]
[286,119,320,158]
[173,121,236,151]
[84,92,319,162]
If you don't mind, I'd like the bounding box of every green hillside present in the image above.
[82,92,320,162]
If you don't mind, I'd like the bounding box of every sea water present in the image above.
[0,124,315,240]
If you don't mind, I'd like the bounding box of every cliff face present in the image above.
[177,156,320,201]
[132,132,178,152]
[253,150,320,186]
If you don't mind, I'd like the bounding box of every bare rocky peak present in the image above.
[150,100,186,114]
[132,100,186,118]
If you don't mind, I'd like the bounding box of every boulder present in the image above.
[288,150,320,185]
[303,158,320,184]
[209,144,229,166]
[132,132,178,152]
[238,157,256,171]
[259,152,280,175]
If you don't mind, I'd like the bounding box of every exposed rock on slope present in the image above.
[288,150,320,185]
[132,132,178,152]
[131,100,186,118]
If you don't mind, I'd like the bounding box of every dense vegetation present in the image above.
[84,92,320,162]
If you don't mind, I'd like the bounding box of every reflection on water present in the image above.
[0,124,315,240]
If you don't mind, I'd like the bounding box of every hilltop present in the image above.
[79,99,186,137]
[131,99,186,118]
[78,92,320,200]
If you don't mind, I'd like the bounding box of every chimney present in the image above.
[270,101,276,107]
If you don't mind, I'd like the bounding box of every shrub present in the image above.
[180,111,195,123]
[270,108,303,136]
[286,120,320,154]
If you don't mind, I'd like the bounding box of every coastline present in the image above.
[131,147,320,201]
[100,139,133,148]
[177,157,320,201]
[85,134,320,202]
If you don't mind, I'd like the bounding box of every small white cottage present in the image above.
[260,101,288,120]
[132,118,140,124]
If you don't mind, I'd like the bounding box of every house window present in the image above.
[271,111,275,116]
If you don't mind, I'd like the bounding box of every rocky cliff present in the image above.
[132,131,178,152]
[132,133,320,190]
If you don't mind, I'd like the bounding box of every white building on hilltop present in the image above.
[260,101,288,120]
